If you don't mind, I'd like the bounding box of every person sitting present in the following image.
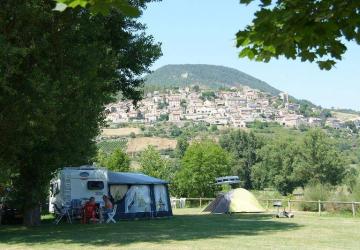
[102,195,113,220]
[83,197,98,223]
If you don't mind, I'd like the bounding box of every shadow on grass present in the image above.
[0,213,301,247]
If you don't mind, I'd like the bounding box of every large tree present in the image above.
[0,0,160,226]
[237,0,360,70]
[219,130,263,189]
[296,129,346,185]
[251,137,303,195]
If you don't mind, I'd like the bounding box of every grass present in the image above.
[101,128,141,137]
[0,208,359,250]
[126,137,177,153]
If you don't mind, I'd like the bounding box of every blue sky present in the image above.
[140,0,360,110]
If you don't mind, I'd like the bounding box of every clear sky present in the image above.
[140,0,360,110]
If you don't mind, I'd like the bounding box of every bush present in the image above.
[351,178,360,202]
[129,132,136,138]
[299,183,331,211]
[324,186,352,213]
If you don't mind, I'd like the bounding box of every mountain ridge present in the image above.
[145,64,281,96]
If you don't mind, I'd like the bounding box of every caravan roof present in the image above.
[108,172,168,185]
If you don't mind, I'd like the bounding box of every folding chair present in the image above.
[106,204,117,224]
[53,204,72,225]
[70,199,82,219]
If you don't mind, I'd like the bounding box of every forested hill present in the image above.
[145,64,281,95]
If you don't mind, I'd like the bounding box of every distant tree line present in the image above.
[97,128,353,198]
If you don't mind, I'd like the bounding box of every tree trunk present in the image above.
[23,206,41,226]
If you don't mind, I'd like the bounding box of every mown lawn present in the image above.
[0,208,359,250]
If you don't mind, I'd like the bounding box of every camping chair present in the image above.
[70,199,82,219]
[53,204,72,224]
[106,204,117,224]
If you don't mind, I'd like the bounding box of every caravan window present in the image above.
[87,181,104,190]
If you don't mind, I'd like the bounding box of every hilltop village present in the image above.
[105,86,359,130]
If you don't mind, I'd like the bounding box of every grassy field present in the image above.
[0,208,359,250]
[332,111,360,121]
[126,137,177,153]
[101,128,141,137]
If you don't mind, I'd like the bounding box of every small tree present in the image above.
[97,148,130,172]
[170,125,182,137]
[210,124,218,132]
[176,136,189,158]
[176,140,232,197]
[139,146,171,180]
[158,114,169,121]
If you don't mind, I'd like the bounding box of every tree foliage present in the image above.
[237,0,360,70]
[252,138,303,195]
[296,129,346,185]
[252,129,347,194]
[175,136,189,158]
[97,149,130,172]
[0,0,160,225]
[139,146,171,180]
[220,130,263,189]
[176,140,232,197]
[55,0,142,16]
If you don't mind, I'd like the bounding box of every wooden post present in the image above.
[200,197,202,208]
[318,200,321,216]
[352,202,356,217]
[288,200,291,212]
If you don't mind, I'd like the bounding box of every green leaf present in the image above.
[317,60,336,70]
[53,3,68,11]
[239,48,255,59]
[54,0,140,17]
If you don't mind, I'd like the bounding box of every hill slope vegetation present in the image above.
[145,64,281,95]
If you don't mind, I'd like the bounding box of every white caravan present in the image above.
[49,165,108,213]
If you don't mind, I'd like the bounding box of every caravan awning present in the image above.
[107,172,168,185]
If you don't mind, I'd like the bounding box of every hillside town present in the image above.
[105,86,360,130]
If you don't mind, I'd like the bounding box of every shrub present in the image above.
[299,183,331,211]
[351,178,360,202]
[325,186,352,213]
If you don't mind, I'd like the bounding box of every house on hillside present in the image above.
[325,118,344,129]
[308,117,322,127]
[169,110,182,122]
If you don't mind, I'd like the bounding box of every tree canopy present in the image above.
[97,149,130,172]
[176,140,232,198]
[296,129,346,185]
[237,0,360,70]
[55,0,142,16]
[139,146,171,180]
[252,137,303,195]
[219,130,263,189]
[0,0,160,225]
